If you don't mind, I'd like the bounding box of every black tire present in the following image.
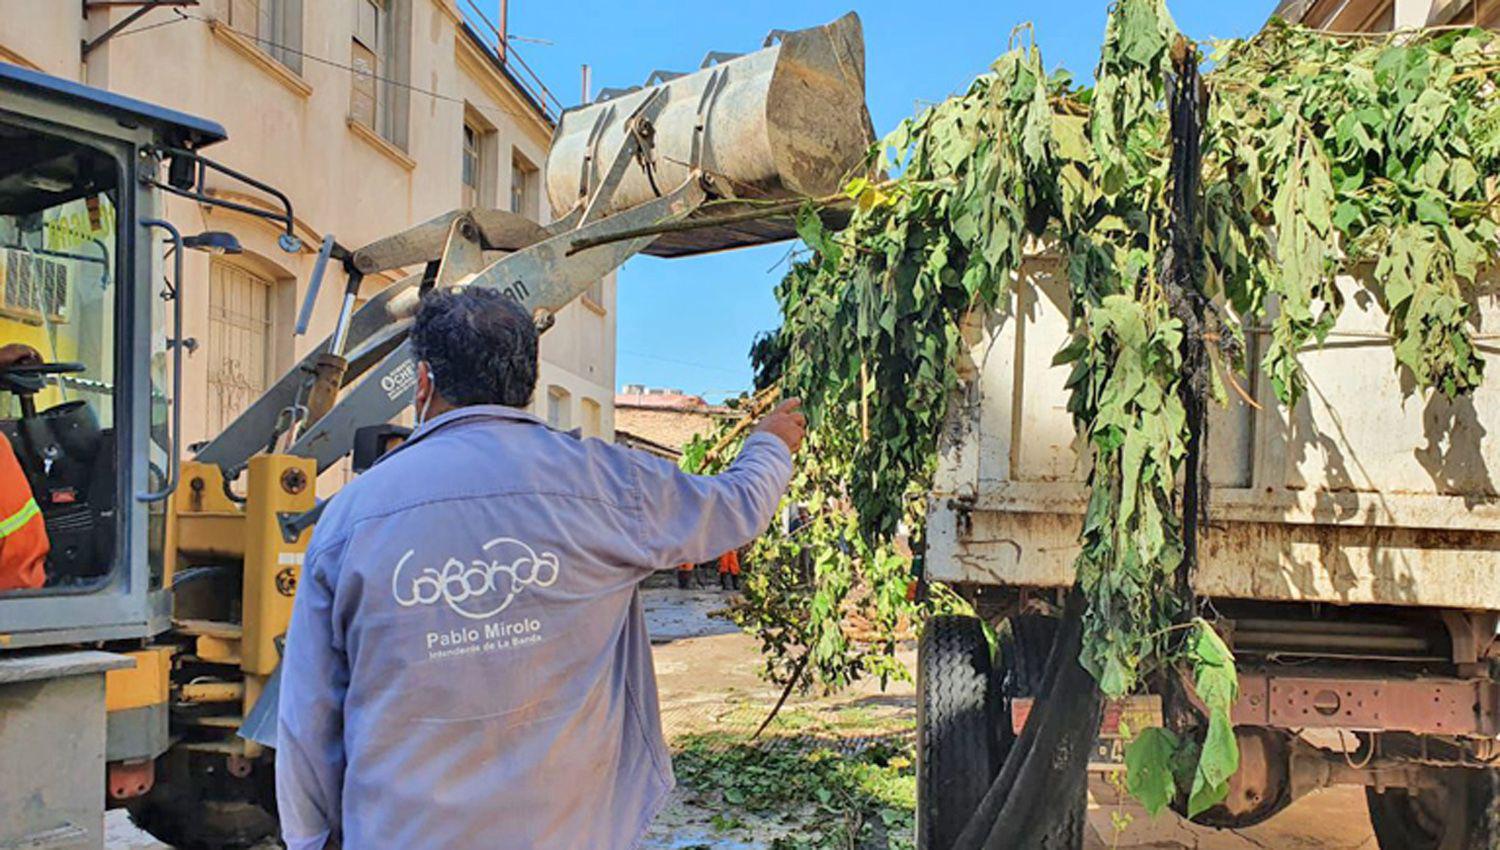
[127,749,280,849]
[128,798,279,849]
[1367,768,1500,850]
[918,615,998,850]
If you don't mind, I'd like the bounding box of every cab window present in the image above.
[0,122,120,594]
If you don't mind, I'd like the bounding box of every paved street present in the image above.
[108,588,1378,849]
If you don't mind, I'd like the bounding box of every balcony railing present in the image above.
[458,0,564,124]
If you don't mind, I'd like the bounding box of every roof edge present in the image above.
[456,23,557,129]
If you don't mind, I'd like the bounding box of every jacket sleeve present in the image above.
[628,431,794,569]
[276,537,350,850]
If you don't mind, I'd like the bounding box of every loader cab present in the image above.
[0,147,119,592]
[0,63,225,645]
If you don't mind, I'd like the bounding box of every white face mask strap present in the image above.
[417,362,438,426]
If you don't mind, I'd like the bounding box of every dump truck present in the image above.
[916,251,1500,849]
[0,14,873,848]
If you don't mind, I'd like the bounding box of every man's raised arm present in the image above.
[627,399,806,569]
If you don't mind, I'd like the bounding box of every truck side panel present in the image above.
[929,258,1500,607]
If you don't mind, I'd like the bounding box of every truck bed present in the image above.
[927,257,1500,609]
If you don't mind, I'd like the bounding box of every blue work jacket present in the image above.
[276,404,792,850]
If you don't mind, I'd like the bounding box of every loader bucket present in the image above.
[544,12,874,257]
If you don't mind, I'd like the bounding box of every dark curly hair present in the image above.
[411,286,538,408]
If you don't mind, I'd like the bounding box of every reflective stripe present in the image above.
[0,498,40,538]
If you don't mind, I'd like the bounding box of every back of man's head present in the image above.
[411,287,538,408]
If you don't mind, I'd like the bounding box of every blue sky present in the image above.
[499,1,1272,402]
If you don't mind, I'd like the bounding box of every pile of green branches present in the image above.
[688,1,1500,816]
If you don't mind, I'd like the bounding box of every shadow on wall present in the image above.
[1259,516,1500,607]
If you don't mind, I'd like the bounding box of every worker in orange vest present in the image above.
[676,562,695,590]
[718,548,741,590]
[0,343,48,592]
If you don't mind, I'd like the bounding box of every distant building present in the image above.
[614,384,742,457]
[614,430,683,462]
[1272,0,1497,29]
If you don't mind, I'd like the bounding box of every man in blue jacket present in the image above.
[276,286,803,850]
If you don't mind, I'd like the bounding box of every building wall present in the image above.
[0,0,615,492]
[614,406,722,452]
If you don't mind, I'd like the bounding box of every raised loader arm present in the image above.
[287,180,707,472]
[199,12,871,482]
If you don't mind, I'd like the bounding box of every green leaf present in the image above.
[1450,158,1479,198]
[795,202,841,269]
[1188,618,1238,714]
[1405,87,1451,144]
[1118,0,1168,66]
[1119,429,1148,525]
[1022,63,1053,165]
[1100,652,1131,698]
[1188,711,1239,817]
[1053,114,1090,162]
[1304,150,1334,235]
[1125,727,1181,816]
[1415,194,1450,227]
[1331,200,1361,232]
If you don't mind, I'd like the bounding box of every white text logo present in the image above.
[381,359,417,401]
[392,537,559,620]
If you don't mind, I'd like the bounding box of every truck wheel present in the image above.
[127,749,279,849]
[918,615,999,850]
[1367,768,1500,850]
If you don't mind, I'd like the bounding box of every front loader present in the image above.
[0,14,872,849]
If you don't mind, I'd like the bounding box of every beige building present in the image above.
[0,0,615,491]
[614,385,741,456]
[1274,0,1499,28]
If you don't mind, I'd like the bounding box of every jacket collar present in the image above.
[415,404,544,436]
[378,404,546,466]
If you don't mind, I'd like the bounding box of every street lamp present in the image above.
[181,231,243,255]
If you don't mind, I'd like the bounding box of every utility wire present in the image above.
[619,348,748,377]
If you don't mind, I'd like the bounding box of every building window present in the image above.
[206,259,274,437]
[511,150,539,220]
[350,0,409,148]
[462,124,480,208]
[546,385,571,430]
[222,0,303,73]
[461,112,496,208]
[580,397,602,439]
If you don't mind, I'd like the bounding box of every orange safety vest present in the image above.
[0,435,46,591]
